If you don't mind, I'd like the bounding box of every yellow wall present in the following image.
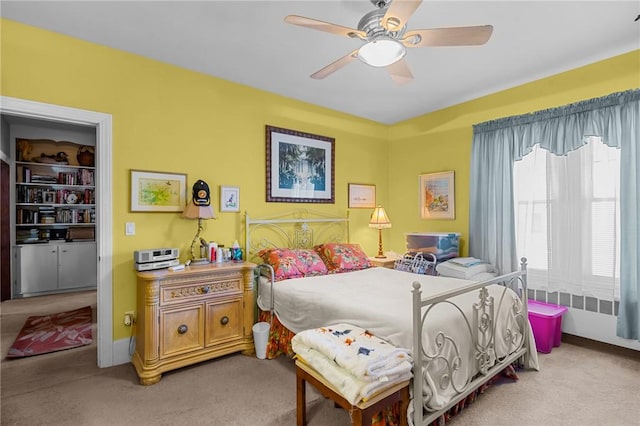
[1,19,389,340]
[386,49,640,255]
[2,18,638,341]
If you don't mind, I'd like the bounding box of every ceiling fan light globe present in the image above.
[358,39,406,67]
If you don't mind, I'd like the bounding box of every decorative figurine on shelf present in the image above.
[77,146,95,167]
[16,139,32,162]
[33,152,69,164]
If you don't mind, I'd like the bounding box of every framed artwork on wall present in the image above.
[130,170,187,212]
[220,186,240,212]
[348,183,376,208]
[419,171,455,219]
[265,125,335,203]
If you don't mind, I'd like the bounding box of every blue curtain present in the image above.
[469,89,640,341]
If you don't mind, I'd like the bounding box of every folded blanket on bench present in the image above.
[292,323,412,381]
[294,345,412,405]
[292,324,413,405]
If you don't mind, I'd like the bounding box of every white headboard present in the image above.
[244,209,350,264]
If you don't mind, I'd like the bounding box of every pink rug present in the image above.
[7,306,93,358]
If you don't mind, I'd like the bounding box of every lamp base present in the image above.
[190,258,210,265]
[374,254,387,259]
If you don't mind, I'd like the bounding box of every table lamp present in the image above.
[183,179,216,264]
[369,205,391,258]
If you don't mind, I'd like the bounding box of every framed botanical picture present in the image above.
[265,125,335,203]
[348,183,376,208]
[419,171,455,219]
[220,186,240,212]
[130,170,187,212]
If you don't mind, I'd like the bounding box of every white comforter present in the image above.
[258,267,539,410]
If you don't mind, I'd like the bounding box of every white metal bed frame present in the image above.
[411,258,529,425]
[244,210,531,425]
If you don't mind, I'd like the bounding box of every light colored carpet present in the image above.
[1,291,639,426]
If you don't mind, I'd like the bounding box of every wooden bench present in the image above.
[295,359,410,426]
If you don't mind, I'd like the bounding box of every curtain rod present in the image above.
[473,88,640,134]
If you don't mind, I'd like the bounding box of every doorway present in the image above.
[0,96,114,367]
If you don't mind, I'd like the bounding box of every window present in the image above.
[513,137,620,301]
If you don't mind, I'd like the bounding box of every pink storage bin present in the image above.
[527,300,568,353]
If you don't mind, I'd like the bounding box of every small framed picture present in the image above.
[42,190,56,204]
[348,183,376,208]
[220,186,240,212]
[419,171,455,219]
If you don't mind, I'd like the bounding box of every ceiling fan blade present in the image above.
[387,58,413,85]
[311,49,360,80]
[382,0,423,31]
[402,25,494,47]
[284,15,366,40]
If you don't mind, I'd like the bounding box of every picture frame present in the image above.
[419,171,455,219]
[265,125,335,203]
[348,183,376,209]
[220,186,240,212]
[130,170,187,212]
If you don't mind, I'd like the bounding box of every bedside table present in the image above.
[369,257,397,269]
[132,261,256,385]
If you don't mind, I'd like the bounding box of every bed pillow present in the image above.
[314,243,372,273]
[258,248,305,281]
[294,249,329,277]
[258,248,328,280]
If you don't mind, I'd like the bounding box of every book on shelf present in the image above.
[31,174,58,184]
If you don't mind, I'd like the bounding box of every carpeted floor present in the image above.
[1,291,639,425]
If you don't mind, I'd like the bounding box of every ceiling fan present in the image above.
[284,0,493,84]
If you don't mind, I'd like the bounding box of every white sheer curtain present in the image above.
[513,138,620,301]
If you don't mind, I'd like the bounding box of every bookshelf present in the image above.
[12,137,97,297]
[15,160,96,244]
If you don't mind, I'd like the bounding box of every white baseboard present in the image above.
[562,308,640,351]
[112,337,135,366]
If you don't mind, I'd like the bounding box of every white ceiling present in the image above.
[2,1,639,124]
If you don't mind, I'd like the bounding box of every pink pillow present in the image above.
[294,249,328,277]
[258,248,304,281]
[314,243,372,273]
[258,248,328,281]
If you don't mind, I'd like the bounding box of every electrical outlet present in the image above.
[124,311,135,326]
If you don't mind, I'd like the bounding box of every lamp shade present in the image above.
[369,205,391,229]
[182,202,216,220]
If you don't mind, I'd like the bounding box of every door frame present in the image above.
[1,160,10,301]
[1,96,114,367]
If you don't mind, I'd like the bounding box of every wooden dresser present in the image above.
[132,261,256,385]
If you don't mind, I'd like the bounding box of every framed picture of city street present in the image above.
[265,125,335,203]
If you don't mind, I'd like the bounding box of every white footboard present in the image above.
[412,258,530,426]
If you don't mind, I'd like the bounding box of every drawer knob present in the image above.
[177,324,188,334]
[220,316,229,325]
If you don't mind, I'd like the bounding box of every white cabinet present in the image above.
[15,245,59,294]
[58,243,97,289]
[15,242,97,296]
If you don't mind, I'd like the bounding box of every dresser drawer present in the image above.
[206,297,243,346]
[160,273,243,307]
[159,304,204,359]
